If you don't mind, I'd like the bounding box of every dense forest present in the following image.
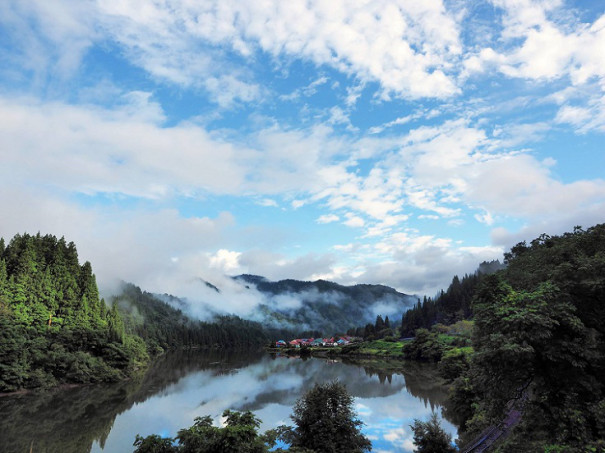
[0,233,147,392]
[400,260,504,337]
[402,225,605,451]
[0,234,298,393]
[459,225,605,451]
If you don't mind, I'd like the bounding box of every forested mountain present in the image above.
[0,233,301,393]
[111,283,295,352]
[0,233,147,392]
[450,225,605,451]
[234,274,417,334]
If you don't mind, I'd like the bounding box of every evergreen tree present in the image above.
[0,233,146,392]
[411,413,456,453]
[278,381,371,453]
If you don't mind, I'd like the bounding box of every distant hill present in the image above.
[110,276,417,341]
[111,282,294,351]
[233,274,417,334]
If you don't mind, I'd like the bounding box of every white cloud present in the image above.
[317,214,340,224]
[237,250,337,282]
[203,75,264,108]
[0,0,97,83]
[5,0,464,100]
[0,95,353,198]
[280,75,329,101]
[208,249,242,272]
[257,198,279,208]
[327,106,357,131]
[343,213,365,228]
[474,210,495,226]
[466,154,605,218]
[555,90,605,132]
[462,1,599,81]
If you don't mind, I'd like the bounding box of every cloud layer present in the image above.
[0,0,604,301]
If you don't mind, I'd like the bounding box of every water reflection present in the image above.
[0,350,457,453]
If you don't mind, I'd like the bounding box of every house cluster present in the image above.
[275,335,358,348]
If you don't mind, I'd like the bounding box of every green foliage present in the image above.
[453,224,605,450]
[133,434,176,453]
[133,410,279,453]
[402,328,468,363]
[176,411,271,453]
[341,339,405,357]
[410,413,456,453]
[278,380,371,453]
[439,347,473,382]
[0,233,146,392]
[403,329,444,362]
[400,264,501,336]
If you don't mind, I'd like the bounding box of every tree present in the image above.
[177,410,271,453]
[410,413,456,453]
[279,380,371,453]
[134,410,275,453]
[133,434,176,453]
[375,315,385,331]
[471,275,594,423]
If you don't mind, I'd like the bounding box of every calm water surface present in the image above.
[0,350,458,453]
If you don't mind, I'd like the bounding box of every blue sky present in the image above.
[1,0,604,304]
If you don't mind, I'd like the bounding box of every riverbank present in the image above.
[267,338,411,359]
[0,348,458,453]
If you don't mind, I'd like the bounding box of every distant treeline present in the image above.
[347,261,503,341]
[400,260,504,337]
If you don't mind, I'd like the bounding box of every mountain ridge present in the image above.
[232,274,416,334]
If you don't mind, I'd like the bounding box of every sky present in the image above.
[1,0,604,302]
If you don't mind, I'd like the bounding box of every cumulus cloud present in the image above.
[3,0,464,101]
[1,0,604,303]
[317,214,340,224]
[1,91,604,297]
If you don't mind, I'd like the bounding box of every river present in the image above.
[0,350,458,453]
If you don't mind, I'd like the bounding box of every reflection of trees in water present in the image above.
[343,358,458,426]
[343,358,449,403]
[0,380,138,453]
[399,363,449,412]
[0,349,266,453]
[237,356,408,413]
[0,351,457,453]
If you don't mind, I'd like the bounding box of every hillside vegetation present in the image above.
[438,225,605,451]
[0,234,147,392]
[0,234,299,393]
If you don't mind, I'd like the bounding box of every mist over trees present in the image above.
[236,274,415,335]
[113,283,296,352]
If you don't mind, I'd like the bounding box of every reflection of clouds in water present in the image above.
[358,395,457,452]
[92,355,457,453]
